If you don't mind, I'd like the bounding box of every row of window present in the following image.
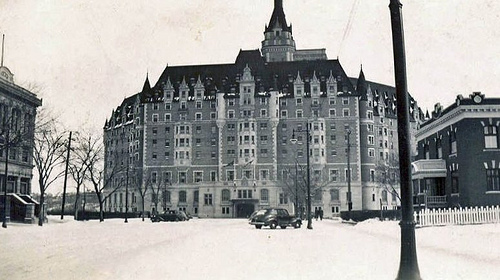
[142,189,281,205]
[150,96,350,112]
[145,167,359,184]
[151,112,218,122]
[0,104,34,133]
[0,147,30,163]
[276,108,351,119]
[151,99,216,110]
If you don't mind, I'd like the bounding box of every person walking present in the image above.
[319,208,324,221]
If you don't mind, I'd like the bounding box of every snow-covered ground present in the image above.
[1,216,498,280]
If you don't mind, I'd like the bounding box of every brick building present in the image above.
[103,0,423,218]
[0,58,42,223]
[413,92,500,209]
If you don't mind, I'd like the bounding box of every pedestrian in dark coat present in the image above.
[314,209,319,220]
[319,209,324,221]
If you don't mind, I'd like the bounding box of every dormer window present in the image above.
[196,90,203,99]
[275,30,281,36]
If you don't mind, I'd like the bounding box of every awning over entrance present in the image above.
[411,159,447,179]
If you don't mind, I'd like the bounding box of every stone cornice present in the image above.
[416,104,500,140]
[0,79,42,107]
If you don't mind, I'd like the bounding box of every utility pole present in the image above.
[346,129,352,215]
[125,163,129,223]
[61,131,72,220]
[295,161,298,216]
[389,0,421,279]
[305,123,312,229]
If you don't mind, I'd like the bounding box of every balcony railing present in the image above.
[413,194,447,208]
[426,195,447,206]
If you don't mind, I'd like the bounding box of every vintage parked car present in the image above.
[151,210,190,222]
[249,208,302,229]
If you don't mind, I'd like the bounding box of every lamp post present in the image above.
[125,164,129,223]
[346,129,352,215]
[291,123,312,230]
[389,0,421,278]
[295,161,298,216]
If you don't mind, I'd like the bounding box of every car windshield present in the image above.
[256,210,267,215]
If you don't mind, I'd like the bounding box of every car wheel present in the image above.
[280,225,287,229]
[175,217,180,222]
[293,222,301,228]
[255,225,262,229]
[269,221,278,229]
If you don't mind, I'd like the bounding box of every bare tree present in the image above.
[137,170,151,221]
[280,161,345,219]
[149,172,170,215]
[82,133,123,222]
[67,132,91,220]
[32,108,67,226]
[280,163,307,215]
[375,156,401,203]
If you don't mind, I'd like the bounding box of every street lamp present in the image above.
[294,161,299,217]
[290,123,312,230]
[389,0,421,278]
[125,164,129,223]
[346,129,353,217]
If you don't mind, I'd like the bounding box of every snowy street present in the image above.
[1,216,499,280]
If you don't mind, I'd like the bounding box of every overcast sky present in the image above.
[1,0,499,133]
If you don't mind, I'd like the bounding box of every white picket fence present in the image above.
[414,206,500,227]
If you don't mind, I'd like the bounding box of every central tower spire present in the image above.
[261,0,296,62]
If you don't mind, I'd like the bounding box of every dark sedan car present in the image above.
[151,210,190,222]
[249,208,301,229]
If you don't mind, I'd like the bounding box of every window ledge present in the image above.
[451,193,460,196]
[483,148,500,152]
[486,191,500,194]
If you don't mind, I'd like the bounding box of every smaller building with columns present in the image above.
[413,92,500,209]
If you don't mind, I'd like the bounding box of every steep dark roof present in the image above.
[356,66,368,100]
[153,53,355,99]
[265,0,292,33]
[350,77,419,121]
[142,74,151,92]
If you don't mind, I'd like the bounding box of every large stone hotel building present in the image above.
[103,0,423,218]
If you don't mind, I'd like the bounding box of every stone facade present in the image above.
[103,1,422,218]
[0,63,42,223]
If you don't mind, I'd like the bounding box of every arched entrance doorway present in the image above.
[232,199,258,218]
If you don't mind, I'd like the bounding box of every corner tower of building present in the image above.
[261,0,296,62]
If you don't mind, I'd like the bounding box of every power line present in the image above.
[338,0,361,58]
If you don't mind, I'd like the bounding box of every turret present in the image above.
[357,65,368,100]
[261,0,296,62]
